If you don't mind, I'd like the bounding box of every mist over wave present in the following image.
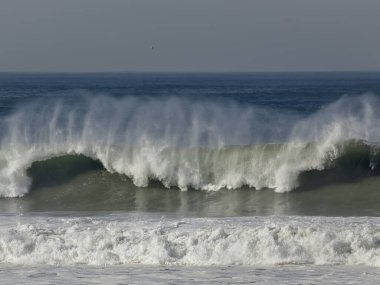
[0,93,380,197]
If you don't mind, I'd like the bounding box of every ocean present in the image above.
[1,72,380,284]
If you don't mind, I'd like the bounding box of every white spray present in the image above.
[0,94,379,197]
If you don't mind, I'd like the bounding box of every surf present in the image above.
[1,93,380,197]
[1,215,380,266]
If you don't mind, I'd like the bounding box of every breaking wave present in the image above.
[1,93,380,197]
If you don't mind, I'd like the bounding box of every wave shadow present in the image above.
[27,154,105,190]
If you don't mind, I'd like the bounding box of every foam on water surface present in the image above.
[1,264,379,285]
[1,214,380,267]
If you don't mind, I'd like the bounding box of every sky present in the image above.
[0,0,380,72]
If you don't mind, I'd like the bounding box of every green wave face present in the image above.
[24,140,380,191]
[4,140,378,216]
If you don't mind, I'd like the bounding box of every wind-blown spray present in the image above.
[0,94,379,197]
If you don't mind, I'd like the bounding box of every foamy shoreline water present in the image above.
[1,264,379,285]
[1,214,380,284]
[1,214,379,267]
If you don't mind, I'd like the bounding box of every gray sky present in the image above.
[1,0,380,72]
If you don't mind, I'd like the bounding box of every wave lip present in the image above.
[1,216,380,266]
[22,139,380,192]
[1,94,380,197]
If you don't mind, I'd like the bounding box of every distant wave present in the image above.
[1,93,380,197]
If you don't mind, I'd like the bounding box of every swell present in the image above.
[1,93,380,197]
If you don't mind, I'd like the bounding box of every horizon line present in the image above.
[1,70,380,74]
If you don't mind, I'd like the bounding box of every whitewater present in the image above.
[1,214,380,284]
[1,214,380,266]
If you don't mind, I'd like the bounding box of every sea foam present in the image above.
[1,215,380,266]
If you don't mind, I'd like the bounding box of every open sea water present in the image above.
[1,72,380,284]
